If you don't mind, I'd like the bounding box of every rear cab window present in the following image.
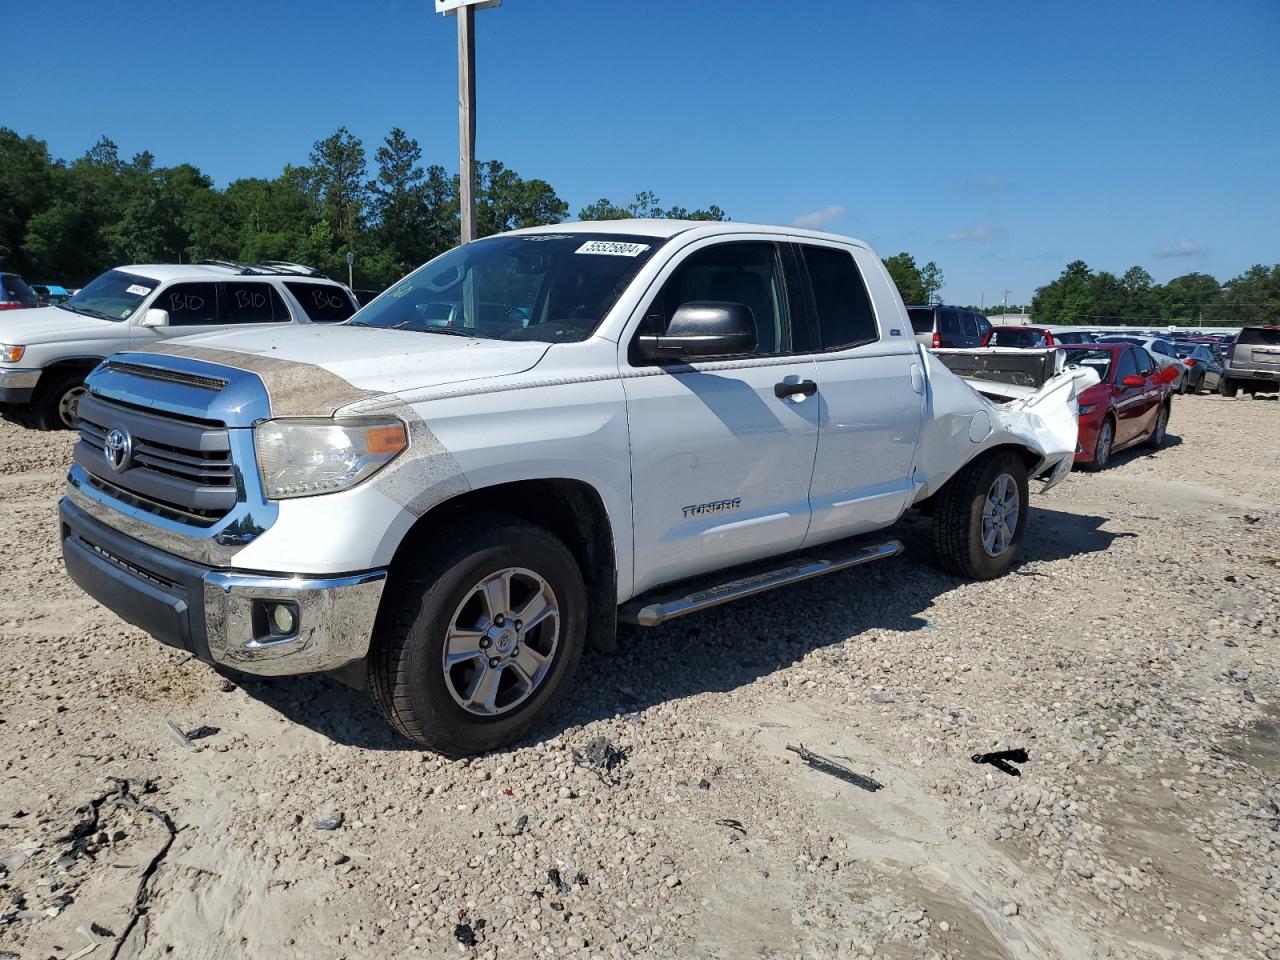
[285,282,357,323]
[799,245,878,350]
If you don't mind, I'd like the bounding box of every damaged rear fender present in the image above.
[911,348,1098,502]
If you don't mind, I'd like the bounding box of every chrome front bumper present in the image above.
[61,497,386,677]
[203,570,387,676]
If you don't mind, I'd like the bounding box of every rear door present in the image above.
[796,242,923,546]
[623,239,819,595]
[938,308,962,346]
[221,281,294,329]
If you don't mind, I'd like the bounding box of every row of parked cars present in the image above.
[912,303,1278,474]
[1,271,74,310]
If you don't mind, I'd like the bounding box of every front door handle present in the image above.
[775,379,818,399]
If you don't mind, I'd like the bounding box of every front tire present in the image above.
[931,451,1029,580]
[368,515,587,756]
[1081,416,1115,472]
[1145,402,1170,448]
[35,372,88,430]
[1220,377,1238,398]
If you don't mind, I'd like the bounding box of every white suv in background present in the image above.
[0,261,359,428]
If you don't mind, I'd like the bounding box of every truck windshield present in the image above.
[59,269,159,321]
[350,233,662,343]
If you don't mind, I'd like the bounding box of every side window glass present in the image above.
[649,243,790,356]
[800,245,878,350]
[1134,348,1155,374]
[159,283,218,326]
[284,283,357,323]
[962,313,979,339]
[1114,349,1138,382]
[940,308,960,335]
[223,283,288,324]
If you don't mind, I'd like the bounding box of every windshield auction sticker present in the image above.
[126,284,152,296]
[575,241,650,257]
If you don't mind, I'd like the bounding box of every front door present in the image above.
[622,240,819,596]
[1111,347,1149,444]
[131,281,223,346]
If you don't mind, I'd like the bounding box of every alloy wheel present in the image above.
[980,473,1020,558]
[442,567,560,717]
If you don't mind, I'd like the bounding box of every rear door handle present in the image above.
[775,379,818,399]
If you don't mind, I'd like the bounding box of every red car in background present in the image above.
[1061,343,1177,471]
[981,325,1056,348]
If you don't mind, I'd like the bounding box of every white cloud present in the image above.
[942,225,1006,243]
[792,204,845,229]
[1154,237,1209,259]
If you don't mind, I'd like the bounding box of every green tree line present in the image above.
[0,126,725,290]
[1030,260,1280,327]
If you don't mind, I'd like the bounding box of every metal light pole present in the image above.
[436,0,501,244]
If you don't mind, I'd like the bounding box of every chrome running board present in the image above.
[620,539,903,627]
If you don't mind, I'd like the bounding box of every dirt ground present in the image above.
[1,393,1278,960]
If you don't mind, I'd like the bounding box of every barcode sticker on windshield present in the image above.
[126,284,152,296]
[575,240,650,257]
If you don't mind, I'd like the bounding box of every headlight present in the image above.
[0,345,25,363]
[255,418,408,500]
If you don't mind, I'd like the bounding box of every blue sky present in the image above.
[4,0,1277,305]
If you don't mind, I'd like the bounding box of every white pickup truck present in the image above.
[59,221,1086,755]
[0,261,358,429]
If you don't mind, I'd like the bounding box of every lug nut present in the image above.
[494,615,505,626]
[488,657,500,668]
[514,620,522,630]
[479,637,491,649]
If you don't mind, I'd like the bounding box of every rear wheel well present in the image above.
[914,444,1042,516]
[385,479,618,652]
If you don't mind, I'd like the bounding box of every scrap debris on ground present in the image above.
[2,396,1279,959]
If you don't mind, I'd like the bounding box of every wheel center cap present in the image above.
[495,629,517,654]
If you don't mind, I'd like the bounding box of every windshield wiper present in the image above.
[57,303,115,321]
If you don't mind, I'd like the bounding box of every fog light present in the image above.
[269,603,297,636]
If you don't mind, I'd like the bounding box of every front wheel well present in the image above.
[384,479,618,653]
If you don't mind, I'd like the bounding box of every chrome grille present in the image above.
[75,393,237,526]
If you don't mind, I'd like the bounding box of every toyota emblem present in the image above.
[104,427,133,473]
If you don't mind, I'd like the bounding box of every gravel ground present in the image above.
[1,393,1278,960]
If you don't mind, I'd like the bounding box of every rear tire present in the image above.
[368,514,587,757]
[1081,416,1115,472]
[35,371,87,430]
[931,451,1029,580]
[1145,402,1170,448]
[1220,377,1238,398]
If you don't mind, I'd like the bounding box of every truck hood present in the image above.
[143,324,551,408]
[0,305,126,343]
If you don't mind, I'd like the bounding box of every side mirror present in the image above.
[637,301,756,361]
[1120,375,1145,387]
[141,308,169,328]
